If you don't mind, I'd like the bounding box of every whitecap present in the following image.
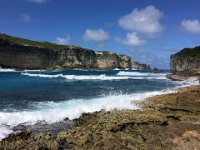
[21,73,131,80]
[0,67,16,72]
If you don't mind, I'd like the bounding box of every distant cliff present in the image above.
[170,46,200,74]
[167,46,200,80]
[131,61,151,70]
[0,34,132,70]
[95,52,131,70]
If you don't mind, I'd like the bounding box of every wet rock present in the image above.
[166,74,188,81]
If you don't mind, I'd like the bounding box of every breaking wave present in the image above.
[21,73,131,80]
[0,90,171,140]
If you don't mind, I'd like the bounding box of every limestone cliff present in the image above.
[0,34,132,70]
[167,46,200,80]
[170,46,200,75]
[95,52,131,69]
[95,52,120,69]
[55,46,97,69]
[131,61,151,70]
[118,55,132,69]
[0,39,56,69]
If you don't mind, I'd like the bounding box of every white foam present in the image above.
[24,69,46,72]
[21,73,131,80]
[0,126,13,140]
[21,72,168,80]
[131,68,139,70]
[0,68,16,72]
[0,89,170,140]
[177,77,199,87]
[113,68,120,70]
[117,71,167,77]
[0,67,47,73]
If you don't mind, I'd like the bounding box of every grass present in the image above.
[0,33,67,51]
[175,46,200,58]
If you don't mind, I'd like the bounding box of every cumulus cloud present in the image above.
[116,32,146,47]
[181,19,200,34]
[55,36,70,45]
[20,14,31,23]
[118,5,163,35]
[83,29,109,42]
[27,0,48,4]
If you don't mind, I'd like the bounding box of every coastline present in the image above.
[1,83,200,149]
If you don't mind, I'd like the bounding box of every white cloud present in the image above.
[83,29,109,42]
[181,19,200,34]
[27,0,48,4]
[21,14,31,23]
[118,5,163,35]
[116,32,146,47]
[55,36,70,45]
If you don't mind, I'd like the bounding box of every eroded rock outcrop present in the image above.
[170,46,200,74]
[119,55,132,69]
[168,46,200,80]
[132,61,151,70]
[95,51,131,69]
[55,46,97,69]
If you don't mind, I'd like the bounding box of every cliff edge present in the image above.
[0,33,132,70]
[167,46,200,80]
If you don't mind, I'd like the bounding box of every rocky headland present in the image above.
[131,61,151,70]
[167,46,200,81]
[1,85,200,150]
[0,33,149,70]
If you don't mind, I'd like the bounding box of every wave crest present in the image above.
[21,73,131,80]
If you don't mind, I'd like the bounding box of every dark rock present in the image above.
[166,74,188,81]
[152,67,160,73]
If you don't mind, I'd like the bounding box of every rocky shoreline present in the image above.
[1,84,200,149]
[166,72,200,82]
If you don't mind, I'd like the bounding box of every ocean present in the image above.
[0,68,198,140]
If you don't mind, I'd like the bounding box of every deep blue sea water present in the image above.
[0,68,198,139]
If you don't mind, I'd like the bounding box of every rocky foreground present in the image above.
[1,85,200,150]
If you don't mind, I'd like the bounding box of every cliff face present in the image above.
[95,52,131,69]
[55,47,97,69]
[131,61,151,70]
[95,52,120,69]
[170,46,200,74]
[0,39,56,69]
[170,56,200,73]
[167,46,200,81]
[118,55,132,69]
[0,35,132,70]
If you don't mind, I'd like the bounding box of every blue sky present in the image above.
[0,0,200,69]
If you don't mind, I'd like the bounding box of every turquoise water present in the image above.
[0,69,197,139]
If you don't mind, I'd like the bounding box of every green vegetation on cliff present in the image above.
[0,33,66,51]
[0,33,133,70]
[174,46,200,58]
